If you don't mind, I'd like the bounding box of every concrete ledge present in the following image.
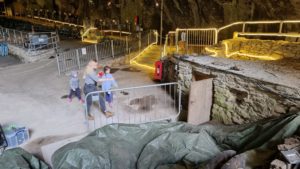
[8,44,55,63]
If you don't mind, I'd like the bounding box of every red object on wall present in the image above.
[134,16,139,25]
[154,60,163,80]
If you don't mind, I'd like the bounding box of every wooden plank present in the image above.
[188,78,213,125]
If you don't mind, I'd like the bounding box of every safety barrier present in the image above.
[166,20,300,56]
[84,82,181,130]
[0,26,59,54]
[57,30,158,75]
[217,20,300,41]
[175,28,217,55]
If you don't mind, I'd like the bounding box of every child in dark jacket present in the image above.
[68,71,84,103]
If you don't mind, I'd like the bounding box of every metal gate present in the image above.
[84,82,181,130]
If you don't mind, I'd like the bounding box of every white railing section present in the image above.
[217,20,300,41]
[33,16,83,28]
[56,40,126,74]
[57,30,158,75]
[163,31,176,56]
[0,26,59,55]
[175,28,217,55]
[168,20,300,56]
[84,82,181,130]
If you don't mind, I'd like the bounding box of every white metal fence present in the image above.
[57,30,158,75]
[165,20,300,56]
[217,20,300,41]
[84,82,181,130]
[175,28,217,55]
[0,26,59,54]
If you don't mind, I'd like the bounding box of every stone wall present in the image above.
[8,44,55,63]
[164,56,300,124]
[209,38,300,60]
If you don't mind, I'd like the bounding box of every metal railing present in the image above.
[33,16,83,28]
[84,82,181,130]
[175,28,217,55]
[56,40,124,74]
[0,26,59,54]
[166,19,300,56]
[217,20,300,41]
[57,30,158,75]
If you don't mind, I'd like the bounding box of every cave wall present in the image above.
[7,0,300,32]
[164,56,300,124]
[207,38,300,60]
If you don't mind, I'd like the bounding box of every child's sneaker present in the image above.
[104,111,113,118]
[87,115,94,120]
[68,98,72,102]
[109,103,113,108]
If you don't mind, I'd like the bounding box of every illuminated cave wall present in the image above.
[163,57,300,124]
[8,0,300,32]
[206,38,300,60]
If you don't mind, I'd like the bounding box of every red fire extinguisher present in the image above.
[154,60,163,80]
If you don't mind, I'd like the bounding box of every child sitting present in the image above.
[68,71,84,103]
[101,66,118,108]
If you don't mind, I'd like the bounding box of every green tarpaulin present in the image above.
[0,148,49,169]
[52,112,300,169]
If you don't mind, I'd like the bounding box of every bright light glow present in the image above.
[218,20,300,32]
[176,28,218,31]
[204,47,217,57]
[237,32,300,38]
[205,41,281,60]
[223,41,279,60]
[130,42,156,64]
[102,30,131,35]
[131,60,155,71]
[81,28,132,42]
[81,27,97,41]
[82,39,98,44]
[33,16,83,28]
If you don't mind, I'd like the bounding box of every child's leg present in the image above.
[106,93,113,107]
[75,88,84,103]
[75,88,81,100]
[68,89,75,102]
[68,89,74,99]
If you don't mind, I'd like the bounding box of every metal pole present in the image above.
[160,0,163,57]
[76,49,81,69]
[111,40,114,58]
[3,1,6,16]
[138,32,141,52]
[95,44,99,62]
[56,54,61,75]
[279,21,283,33]
[126,36,128,54]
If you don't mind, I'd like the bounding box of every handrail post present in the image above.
[138,32,141,52]
[111,40,114,58]
[185,30,188,55]
[148,33,150,46]
[279,21,283,33]
[242,22,246,33]
[175,29,179,53]
[76,49,81,69]
[215,29,218,44]
[56,54,61,75]
[126,36,128,54]
[95,44,99,62]
[13,30,16,44]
